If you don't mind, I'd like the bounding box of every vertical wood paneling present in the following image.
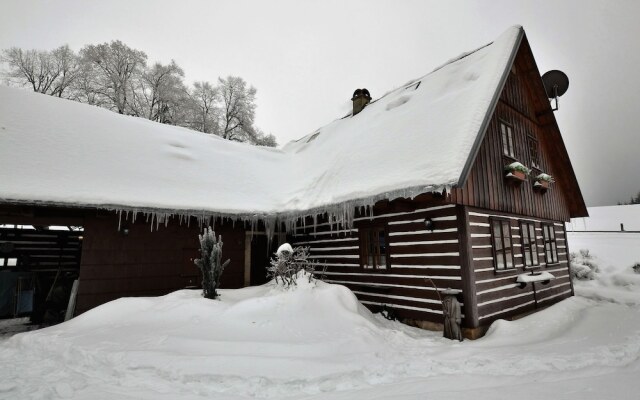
[451,52,572,222]
[76,214,246,315]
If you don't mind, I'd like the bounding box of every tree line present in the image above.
[618,191,640,205]
[0,41,277,147]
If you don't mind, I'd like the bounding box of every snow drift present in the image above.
[2,254,640,399]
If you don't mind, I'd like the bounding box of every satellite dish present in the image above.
[542,70,569,111]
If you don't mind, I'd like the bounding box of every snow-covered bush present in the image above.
[632,263,640,274]
[535,173,554,183]
[504,162,531,175]
[194,227,230,299]
[570,249,600,281]
[267,243,315,287]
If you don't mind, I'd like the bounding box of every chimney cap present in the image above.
[351,88,371,101]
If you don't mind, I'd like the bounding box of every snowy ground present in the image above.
[1,234,639,399]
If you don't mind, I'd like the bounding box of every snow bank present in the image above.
[568,231,640,306]
[0,26,522,227]
[2,263,640,399]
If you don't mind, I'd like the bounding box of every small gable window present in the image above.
[528,135,540,169]
[500,121,515,158]
[359,226,389,270]
[542,224,559,265]
[520,221,539,268]
[491,217,515,271]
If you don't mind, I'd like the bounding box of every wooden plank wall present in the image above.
[450,48,572,222]
[0,227,82,272]
[290,203,465,325]
[76,214,246,314]
[466,206,572,325]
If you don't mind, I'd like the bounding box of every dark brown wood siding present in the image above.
[465,206,572,326]
[451,46,572,222]
[290,200,466,325]
[76,213,246,314]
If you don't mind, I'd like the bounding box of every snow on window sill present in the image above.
[516,271,555,284]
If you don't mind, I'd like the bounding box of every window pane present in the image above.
[551,242,558,263]
[502,222,511,249]
[496,251,505,270]
[507,127,515,157]
[505,250,513,268]
[502,130,509,155]
[530,225,539,265]
[493,223,503,251]
[377,230,387,269]
[369,231,377,268]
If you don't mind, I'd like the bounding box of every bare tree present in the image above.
[130,60,187,124]
[1,45,80,97]
[79,40,147,114]
[253,129,278,147]
[1,42,276,147]
[218,76,258,142]
[187,81,219,134]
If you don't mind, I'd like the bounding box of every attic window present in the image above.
[528,135,540,169]
[359,226,389,270]
[306,132,320,143]
[500,121,515,158]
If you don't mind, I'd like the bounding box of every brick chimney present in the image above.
[351,88,371,116]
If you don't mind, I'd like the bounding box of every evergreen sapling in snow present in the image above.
[194,227,230,299]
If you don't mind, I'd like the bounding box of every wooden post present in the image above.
[457,205,479,329]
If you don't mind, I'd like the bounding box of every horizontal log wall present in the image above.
[290,202,463,325]
[466,207,572,326]
[76,214,247,314]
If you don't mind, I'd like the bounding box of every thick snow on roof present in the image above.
[0,26,522,220]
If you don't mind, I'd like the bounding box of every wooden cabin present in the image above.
[0,26,586,337]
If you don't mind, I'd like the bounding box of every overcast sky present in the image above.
[2,0,639,207]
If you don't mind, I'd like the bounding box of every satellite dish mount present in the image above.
[542,70,569,112]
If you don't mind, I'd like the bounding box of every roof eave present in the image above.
[456,27,525,188]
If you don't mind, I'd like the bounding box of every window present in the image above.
[542,224,559,264]
[520,221,539,268]
[528,135,540,169]
[491,218,514,271]
[500,121,515,158]
[360,226,388,270]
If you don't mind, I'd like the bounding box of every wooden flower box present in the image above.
[534,179,550,191]
[506,169,527,182]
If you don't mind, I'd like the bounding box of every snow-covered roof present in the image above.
[0,26,523,223]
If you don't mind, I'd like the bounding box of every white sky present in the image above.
[1,0,639,207]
